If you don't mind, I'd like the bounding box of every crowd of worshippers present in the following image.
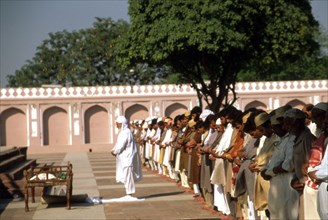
[129,102,328,220]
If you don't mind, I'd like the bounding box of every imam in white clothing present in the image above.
[111,116,143,195]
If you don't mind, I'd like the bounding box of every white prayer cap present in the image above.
[157,117,163,123]
[199,109,214,121]
[142,123,148,129]
[216,118,221,125]
[145,117,151,122]
[115,116,127,124]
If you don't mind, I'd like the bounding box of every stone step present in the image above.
[2,178,25,189]
[0,163,48,199]
[0,154,26,172]
[0,147,27,161]
[0,179,25,198]
[0,159,37,181]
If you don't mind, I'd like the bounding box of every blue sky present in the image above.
[1,0,327,88]
[0,0,129,88]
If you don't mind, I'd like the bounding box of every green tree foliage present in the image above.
[237,54,328,81]
[238,27,328,81]
[119,0,320,112]
[7,18,168,87]
[9,18,122,87]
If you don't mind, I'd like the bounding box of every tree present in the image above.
[237,27,328,81]
[118,0,320,112]
[7,18,169,87]
[8,18,129,87]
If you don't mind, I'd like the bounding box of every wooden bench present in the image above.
[24,162,73,212]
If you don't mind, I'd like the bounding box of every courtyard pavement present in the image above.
[0,152,223,220]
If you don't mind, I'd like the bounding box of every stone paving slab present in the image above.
[89,152,221,220]
[0,152,222,220]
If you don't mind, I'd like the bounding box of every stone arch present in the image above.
[43,106,68,146]
[286,99,306,110]
[84,105,109,144]
[125,104,148,123]
[0,107,27,146]
[244,100,267,111]
[165,103,188,118]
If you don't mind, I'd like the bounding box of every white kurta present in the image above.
[112,123,143,194]
[311,143,328,220]
[211,123,234,185]
[144,128,153,159]
[211,123,234,215]
[152,127,162,162]
[162,128,173,167]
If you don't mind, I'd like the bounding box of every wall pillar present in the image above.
[71,102,83,145]
[29,104,40,147]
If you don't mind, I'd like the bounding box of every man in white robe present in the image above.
[111,116,143,196]
[261,113,298,220]
[211,114,234,216]
[162,118,173,177]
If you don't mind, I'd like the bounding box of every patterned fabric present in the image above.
[231,164,240,185]
[306,133,328,189]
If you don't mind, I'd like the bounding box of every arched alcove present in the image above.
[286,99,306,110]
[165,103,188,118]
[84,105,109,144]
[0,107,27,146]
[125,104,148,123]
[43,106,68,145]
[244,100,267,111]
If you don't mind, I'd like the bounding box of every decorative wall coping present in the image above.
[0,80,327,100]
[235,80,327,93]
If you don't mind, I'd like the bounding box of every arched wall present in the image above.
[244,100,267,111]
[84,105,109,144]
[125,104,149,123]
[43,106,69,146]
[0,107,27,146]
[165,103,188,118]
[286,99,306,110]
[0,80,326,152]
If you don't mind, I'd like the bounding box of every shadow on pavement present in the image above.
[0,198,14,215]
[142,191,185,199]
